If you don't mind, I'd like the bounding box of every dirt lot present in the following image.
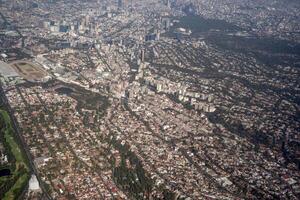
[10,61,48,82]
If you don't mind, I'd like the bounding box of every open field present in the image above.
[0,61,19,78]
[10,61,48,82]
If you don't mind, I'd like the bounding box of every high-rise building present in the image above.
[118,0,123,9]
[156,84,162,92]
[140,49,145,63]
[166,0,171,8]
[118,0,122,8]
[162,18,171,30]
[118,0,128,10]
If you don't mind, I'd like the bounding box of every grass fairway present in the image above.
[1,109,28,168]
[0,109,10,123]
[0,176,9,185]
[4,128,29,169]
[0,109,30,200]
[3,173,30,200]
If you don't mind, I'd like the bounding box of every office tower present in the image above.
[166,0,171,8]
[118,0,123,9]
[140,49,145,62]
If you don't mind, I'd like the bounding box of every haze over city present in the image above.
[0,0,299,199]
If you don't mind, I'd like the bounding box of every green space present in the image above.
[0,109,30,200]
[165,15,242,39]
[175,15,241,32]
[109,137,177,200]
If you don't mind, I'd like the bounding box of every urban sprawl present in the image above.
[0,0,299,199]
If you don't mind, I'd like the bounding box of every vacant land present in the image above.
[10,61,47,82]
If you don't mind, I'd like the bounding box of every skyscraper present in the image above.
[140,49,145,63]
[118,0,123,9]
[166,0,171,8]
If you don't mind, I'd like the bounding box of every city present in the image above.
[0,0,299,199]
